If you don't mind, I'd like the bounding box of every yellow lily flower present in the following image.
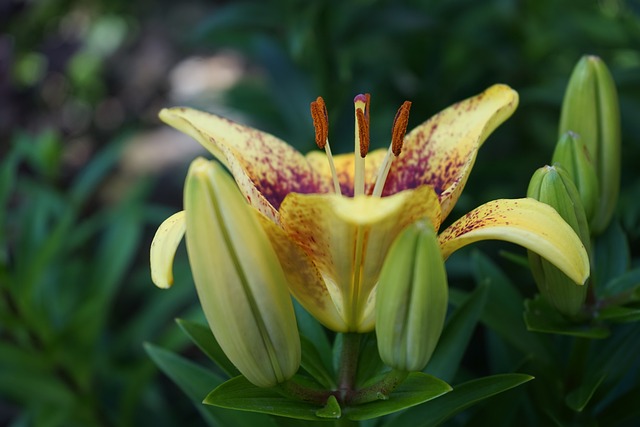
[151,84,589,333]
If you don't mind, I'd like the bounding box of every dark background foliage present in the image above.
[2,0,640,425]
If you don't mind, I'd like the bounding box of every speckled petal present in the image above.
[306,148,387,196]
[150,211,186,289]
[255,213,346,332]
[438,198,590,285]
[160,107,329,222]
[279,185,441,332]
[382,84,519,220]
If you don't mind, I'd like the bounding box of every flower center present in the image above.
[310,94,411,197]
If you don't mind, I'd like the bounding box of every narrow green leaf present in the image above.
[300,336,336,389]
[68,134,127,207]
[382,374,533,427]
[426,283,489,382]
[355,333,385,388]
[565,373,606,412]
[593,221,629,291]
[597,305,640,323]
[145,342,276,427]
[471,251,551,363]
[524,296,609,338]
[293,300,333,375]
[205,376,325,420]
[600,267,640,299]
[345,373,451,421]
[177,318,241,377]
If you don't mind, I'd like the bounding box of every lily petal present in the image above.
[438,198,590,285]
[256,213,346,332]
[150,211,186,289]
[383,84,519,220]
[159,107,329,221]
[279,185,441,332]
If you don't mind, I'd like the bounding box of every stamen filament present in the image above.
[323,141,342,195]
[354,94,370,197]
[311,97,342,195]
[372,146,394,197]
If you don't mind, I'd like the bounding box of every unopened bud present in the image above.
[375,221,448,372]
[552,131,598,223]
[527,165,590,316]
[559,55,620,234]
[184,158,300,387]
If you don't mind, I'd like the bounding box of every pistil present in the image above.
[310,97,342,195]
[372,101,411,197]
[353,94,370,197]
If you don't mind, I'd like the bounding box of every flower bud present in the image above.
[527,165,590,316]
[559,55,620,235]
[552,131,598,223]
[375,220,448,372]
[184,158,300,387]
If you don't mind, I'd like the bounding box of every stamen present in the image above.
[310,97,328,149]
[353,94,370,197]
[310,96,342,195]
[372,100,412,197]
[356,109,370,157]
[391,101,411,156]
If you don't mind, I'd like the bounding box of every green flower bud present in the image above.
[184,158,300,387]
[527,165,591,317]
[552,131,598,223]
[559,55,621,235]
[375,220,448,372]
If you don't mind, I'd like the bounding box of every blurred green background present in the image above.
[2,0,640,426]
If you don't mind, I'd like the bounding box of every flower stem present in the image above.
[337,333,361,401]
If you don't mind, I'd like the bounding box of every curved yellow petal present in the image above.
[160,107,329,221]
[438,198,590,285]
[306,148,387,196]
[279,185,441,332]
[150,211,186,289]
[256,213,346,332]
[383,84,519,220]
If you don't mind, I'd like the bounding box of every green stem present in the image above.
[348,369,409,405]
[337,333,361,400]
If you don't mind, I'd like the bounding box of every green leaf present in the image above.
[382,374,533,427]
[344,373,451,421]
[597,305,640,323]
[426,283,489,382]
[565,373,606,412]
[145,343,275,427]
[315,395,341,419]
[593,221,629,291]
[206,373,450,422]
[470,251,551,363]
[177,318,240,377]
[300,336,336,389]
[293,301,333,378]
[204,375,326,420]
[600,267,640,299]
[524,295,609,338]
[355,333,385,388]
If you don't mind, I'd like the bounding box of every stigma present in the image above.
[310,94,411,198]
